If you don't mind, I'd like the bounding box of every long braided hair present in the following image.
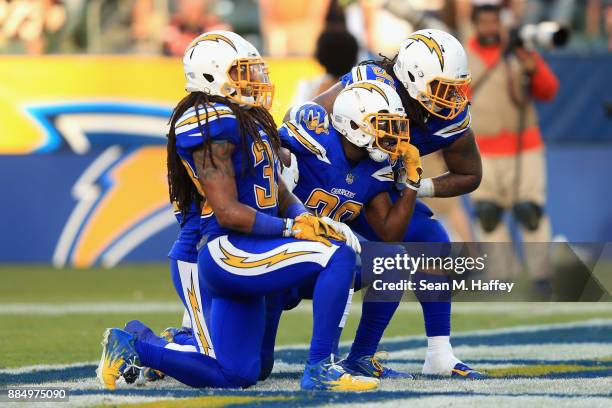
[167,91,281,218]
[360,54,429,130]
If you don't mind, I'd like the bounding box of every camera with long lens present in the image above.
[506,22,570,54]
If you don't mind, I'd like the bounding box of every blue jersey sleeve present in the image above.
[340,64,398,89]
[174,103,239,151]
[430,106,472,142]
[278,119,331,164]
[411,106,472,156]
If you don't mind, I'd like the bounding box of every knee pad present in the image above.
[474,201,504,233]
[512,201,543,231]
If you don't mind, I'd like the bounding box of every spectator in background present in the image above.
[130,0,165,54]
[292,27,358,103]
[162,0,230,56]
[523,0,576,25]
[0,0,66,54]
[467,5,559,287]
[586,0,612,51]
[258,0,329,56]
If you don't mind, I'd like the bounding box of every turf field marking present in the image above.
[0,302,183,315]
[1,301,610,316]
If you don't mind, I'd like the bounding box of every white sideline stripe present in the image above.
[0,302,184,315]
[290,302,612,315]
[1,301,610,316]
[276,318,612,351]
[389,342,612,361]
[0,361,98,374]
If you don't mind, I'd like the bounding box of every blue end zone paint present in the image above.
[280,323,612,361]
[0,324,612,407]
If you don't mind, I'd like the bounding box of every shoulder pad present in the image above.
[279,121,331,164]
[175,103,238,149]
[341,64,396,88]
[432,107,471,138]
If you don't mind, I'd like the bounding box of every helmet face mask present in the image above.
[418,76,470,120]
[224,58,275,109]
[360,112,410,158]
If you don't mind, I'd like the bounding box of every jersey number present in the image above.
[252,140,277,208]
[305,188,362,222]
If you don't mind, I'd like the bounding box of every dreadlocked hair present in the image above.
[359,54,429,130]
[167,91,281,219]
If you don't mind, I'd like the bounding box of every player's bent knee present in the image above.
[222,365,260,388]
[474,201,504,232]
[258,353,274,381]
[512,201,543,231]
[330,242,357,268]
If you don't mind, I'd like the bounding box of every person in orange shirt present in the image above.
[467,4,559,287]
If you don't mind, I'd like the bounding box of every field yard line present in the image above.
[290,302,612,315]
[0,302,184,315]
[279,318,612,350]
[0,361,98,374]
[1,301,610,316]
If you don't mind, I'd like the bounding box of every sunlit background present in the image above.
[0,0,610,268]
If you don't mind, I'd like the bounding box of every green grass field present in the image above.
[1,264,611,369]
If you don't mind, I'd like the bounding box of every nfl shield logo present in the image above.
[346,173,354,184]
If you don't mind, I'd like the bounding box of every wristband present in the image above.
[417,178,435,198]
[252,211,286,236]
[285,202,308,219]
[282,218,294,237]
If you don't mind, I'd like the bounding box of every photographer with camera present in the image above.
[467,4,559,288]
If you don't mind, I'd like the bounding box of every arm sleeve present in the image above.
[278,120,328,159]
[530,53,559,102]
[174,104,239,150]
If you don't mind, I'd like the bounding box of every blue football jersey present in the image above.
[168,201,201,263]
[175,102,280,237]
[279,119,394,222]
[340,63,472,156]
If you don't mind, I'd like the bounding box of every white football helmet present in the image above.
[393,29,471,120]
[183,30,274,109]
[331,80,410,162]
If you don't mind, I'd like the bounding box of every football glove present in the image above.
[291,102,329,134]
[291,214,345,247]
[394,142,423,190]
[321,217,361,254]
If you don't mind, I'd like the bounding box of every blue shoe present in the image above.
[301,355,379,391]
[160,326,193,343]
[96,328,141,390]
[141,367,165,382]
[124,320,167,347]
[341,351,413,379]
[451,362,484,379]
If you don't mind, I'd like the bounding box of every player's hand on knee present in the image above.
[290,213,345,247]
[321,216,361,254]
